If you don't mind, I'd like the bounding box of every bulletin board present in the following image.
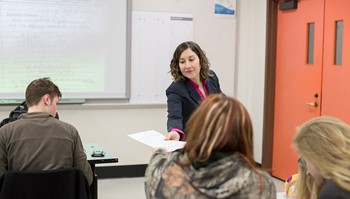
[130,11,193,104]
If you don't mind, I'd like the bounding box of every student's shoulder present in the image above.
[0,118,25,133]
[252,170,277,196]
[318,180,350,198]
[54,119,78,132]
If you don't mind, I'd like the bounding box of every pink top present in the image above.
[189,79,208,100]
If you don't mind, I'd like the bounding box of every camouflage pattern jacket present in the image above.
[145,149,276,199]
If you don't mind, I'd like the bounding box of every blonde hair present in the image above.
[293,116,350,197]
[293,159,318,199]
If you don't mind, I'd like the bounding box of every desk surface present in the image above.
[84,144,118,164]
[84,144,118,199]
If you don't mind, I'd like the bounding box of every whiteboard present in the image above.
[130,11,193,104]
[0,0,130,100]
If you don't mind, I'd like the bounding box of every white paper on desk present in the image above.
[128,130,186,152]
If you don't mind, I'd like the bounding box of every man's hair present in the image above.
[169,41,211,82]
[25,77,62,107]
[294,116,350,194]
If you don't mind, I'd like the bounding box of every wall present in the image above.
[0,0,267,165]
[235,0,267,163]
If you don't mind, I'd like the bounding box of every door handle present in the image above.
[306,102,318,108]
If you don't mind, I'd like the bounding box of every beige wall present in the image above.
[0,0,267,165]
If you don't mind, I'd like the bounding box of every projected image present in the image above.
[0,0,128,99]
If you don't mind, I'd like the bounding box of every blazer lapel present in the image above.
[184,80,202,105]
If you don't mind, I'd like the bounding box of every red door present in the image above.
[273,0,324,180]
[321,0,350,122]
[273,0,350,180]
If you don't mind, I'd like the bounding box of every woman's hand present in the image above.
[165,131,180,141]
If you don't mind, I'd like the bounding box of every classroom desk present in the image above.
[84,144,118,199]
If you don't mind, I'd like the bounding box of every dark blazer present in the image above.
[166,70,222,138]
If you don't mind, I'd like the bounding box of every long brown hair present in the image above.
[169,41,211,82]
[180,94,257,169]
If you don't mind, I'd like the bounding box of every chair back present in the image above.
[0,168,90,199]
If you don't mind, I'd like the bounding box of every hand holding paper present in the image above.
[128,130,186,152]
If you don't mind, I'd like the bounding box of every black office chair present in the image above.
[0,168,90,199]
[0,101,60,128]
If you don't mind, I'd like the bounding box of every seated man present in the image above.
[0,77,93,185]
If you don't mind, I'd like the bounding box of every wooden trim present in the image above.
[262,0,278,172]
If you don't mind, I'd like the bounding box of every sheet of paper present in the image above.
[128,130,186,152]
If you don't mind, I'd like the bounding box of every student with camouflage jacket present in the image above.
[145,94,276,199]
